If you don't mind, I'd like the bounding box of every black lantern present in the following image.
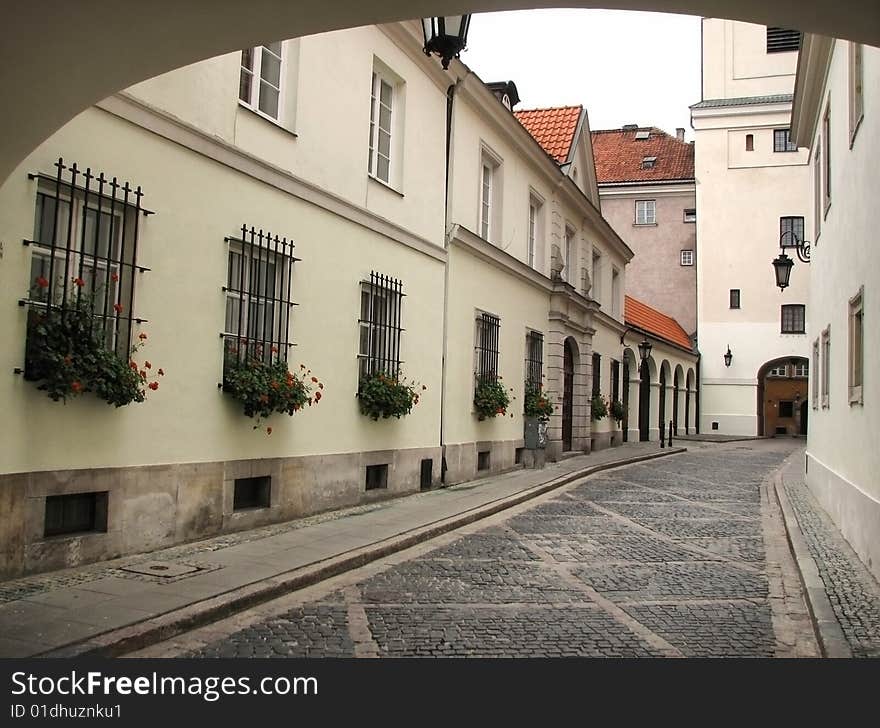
[772,230,810,290]
[723,345,733,367]
[422,15,471,69]
[637,338,653,362]
[772,252,794,290]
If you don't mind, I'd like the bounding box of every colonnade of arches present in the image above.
[621,348,696,442]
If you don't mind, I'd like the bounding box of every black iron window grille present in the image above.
[766,27,801,53]
[222,225,298,380]
[524,330,543,393]
[592,352,602,398]
[781,304,806,334]
[20,158,151,377]
[358,271,404,379]
[475,312,500,383]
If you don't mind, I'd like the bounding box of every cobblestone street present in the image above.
[139,440,821,658]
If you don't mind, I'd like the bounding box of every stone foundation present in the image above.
[0,446,441,580]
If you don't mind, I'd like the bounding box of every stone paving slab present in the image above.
[0,441,682,657]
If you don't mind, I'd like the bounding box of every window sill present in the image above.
[368,174,404,198]
[849,387,863,406]
[781,332,806,336]
[237,101,298,139]
[633,223,658,227]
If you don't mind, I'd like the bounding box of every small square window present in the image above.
[234,476,271,510]
[680,250,694,266]
[683,208,696,223]
[781,304,806,334]
[44,492,109,538]
[365,464,389,491]
[635,200,656,225]
[641,156,657,169]
[773,129,797,153]
[778,401,794,418]
[729,289,741,309]
[477,450,491,471]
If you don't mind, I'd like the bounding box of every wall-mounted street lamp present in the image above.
[723,345,733,367]
[772,230,811,291]
[638,338,653,362]
[422,16,472,69]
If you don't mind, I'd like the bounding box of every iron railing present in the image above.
[358,271,404,379]
[525,330,543,393]
[475,312,500,383]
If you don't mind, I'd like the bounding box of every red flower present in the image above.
[266,427,273,436]
[138,333,147,341]
[496,407,504,414]
[113,303,123,314]
[70,381,83,393]
[35,276,49,289]
[139,370,146,378]
[270,381,280,390]
[158,368,165,376]
[414,396,419,404]
[111,272,119,282]
[271,346,278,354]
[314,391,322,402]
[148,381,159,391]
[318,382,324,389]
[73,277,85,288]
[130,361,138,371]
[259,394,269,404]
[311,376,318,383]
[144,361,151,369]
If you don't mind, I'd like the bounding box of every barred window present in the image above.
[475,312,500,383]
[223,225,297,379]
[23,158,151,378]
[358,271,404,379]
[781,304,806,334]
[525,330,543,393]
[766,27,801,53]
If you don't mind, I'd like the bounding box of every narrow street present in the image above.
[136,440,820,658]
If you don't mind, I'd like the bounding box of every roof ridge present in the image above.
[514,104,582,114]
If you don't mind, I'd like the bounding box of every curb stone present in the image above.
[771,452,852,658]
[39,447,687,658]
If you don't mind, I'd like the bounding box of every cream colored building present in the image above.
[691,19,812,436]
[791,37,879,580]
[0,20,683,579]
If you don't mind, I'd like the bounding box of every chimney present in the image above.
[622,124,638,131]
[676,128,685,142]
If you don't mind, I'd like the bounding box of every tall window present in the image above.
[591,250,602,303]
[730,289,741,309]
[24,158,148,379]
[773,129,797,152]
[611,268,621,317]
[849,287,864,405]
[240,43,283,120]
[368,70,395,184]
[564,226,576,283]
[766,27,801,53]
[475,312,501,383]
[781,304,806,334]
[821,326,831,408]
[814,141,822,241]
[528,196,543,268]
[680,250,694,267]
[780,216,805,246]
[479,149,501,243]
[823,103,832,212]
[635,200,656,225]
[812,339,820,409]
[849,43,864,145]
[358,271,404,380]
[524,330,543,393]
[592,353,601,398]
[745,134,754,151]
[223,225,297,378]
[611,359,620,404]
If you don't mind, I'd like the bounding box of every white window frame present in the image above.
[814,140,822,242]
[527,196,544,269]
[635,199,656,225]
[680,250,694,266]
[564,225,576,283]
[849,286,864,405]
[224,243,285,355]
[368,68,396,186]
[479,146,502,244]
[793,361,809,378]
[767,365,788,377]
[239,42,285,122]
[821,325,831,409]
[823,101,832,216]
[591,249,602,304]
[849,43,864,148]
[812,339,820,409]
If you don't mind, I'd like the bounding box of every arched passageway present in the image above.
[638,356,655,442]
[756,357,809,437]
[562,337,579,451]
[1,1,878,184]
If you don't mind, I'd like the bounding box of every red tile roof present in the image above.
[625,295,693,351]
[591,127,694,184]
[514,106,582,164]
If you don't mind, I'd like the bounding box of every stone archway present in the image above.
[673,365,684,435]
[756,357,809,436]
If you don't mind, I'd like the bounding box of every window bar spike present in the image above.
[125,185,144,356]
[255,228,265,360]
[283,234,292,361]
[45,158,65,311]
[377,272,385,376]
[366,271,375,377]
[236,225,247,363]
[96,172,112,342]
[269,233,280,363]
[394,277,402,373]
[118,181,133,356]
[383,273,391,376]
[109,177,125,352]
[60,162,79,313]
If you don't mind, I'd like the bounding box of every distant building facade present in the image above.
[591,126,696,337]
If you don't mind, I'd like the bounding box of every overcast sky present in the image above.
[460,10,702,139]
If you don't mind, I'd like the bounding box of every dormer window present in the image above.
[641,156,657,169]
[634,130,650,140]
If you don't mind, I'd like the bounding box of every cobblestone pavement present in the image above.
[140,440,819,659]
[783,476,880,657]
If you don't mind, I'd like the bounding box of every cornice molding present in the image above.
[791,33,835,148]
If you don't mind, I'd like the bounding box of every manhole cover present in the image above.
[121,561,199,578]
